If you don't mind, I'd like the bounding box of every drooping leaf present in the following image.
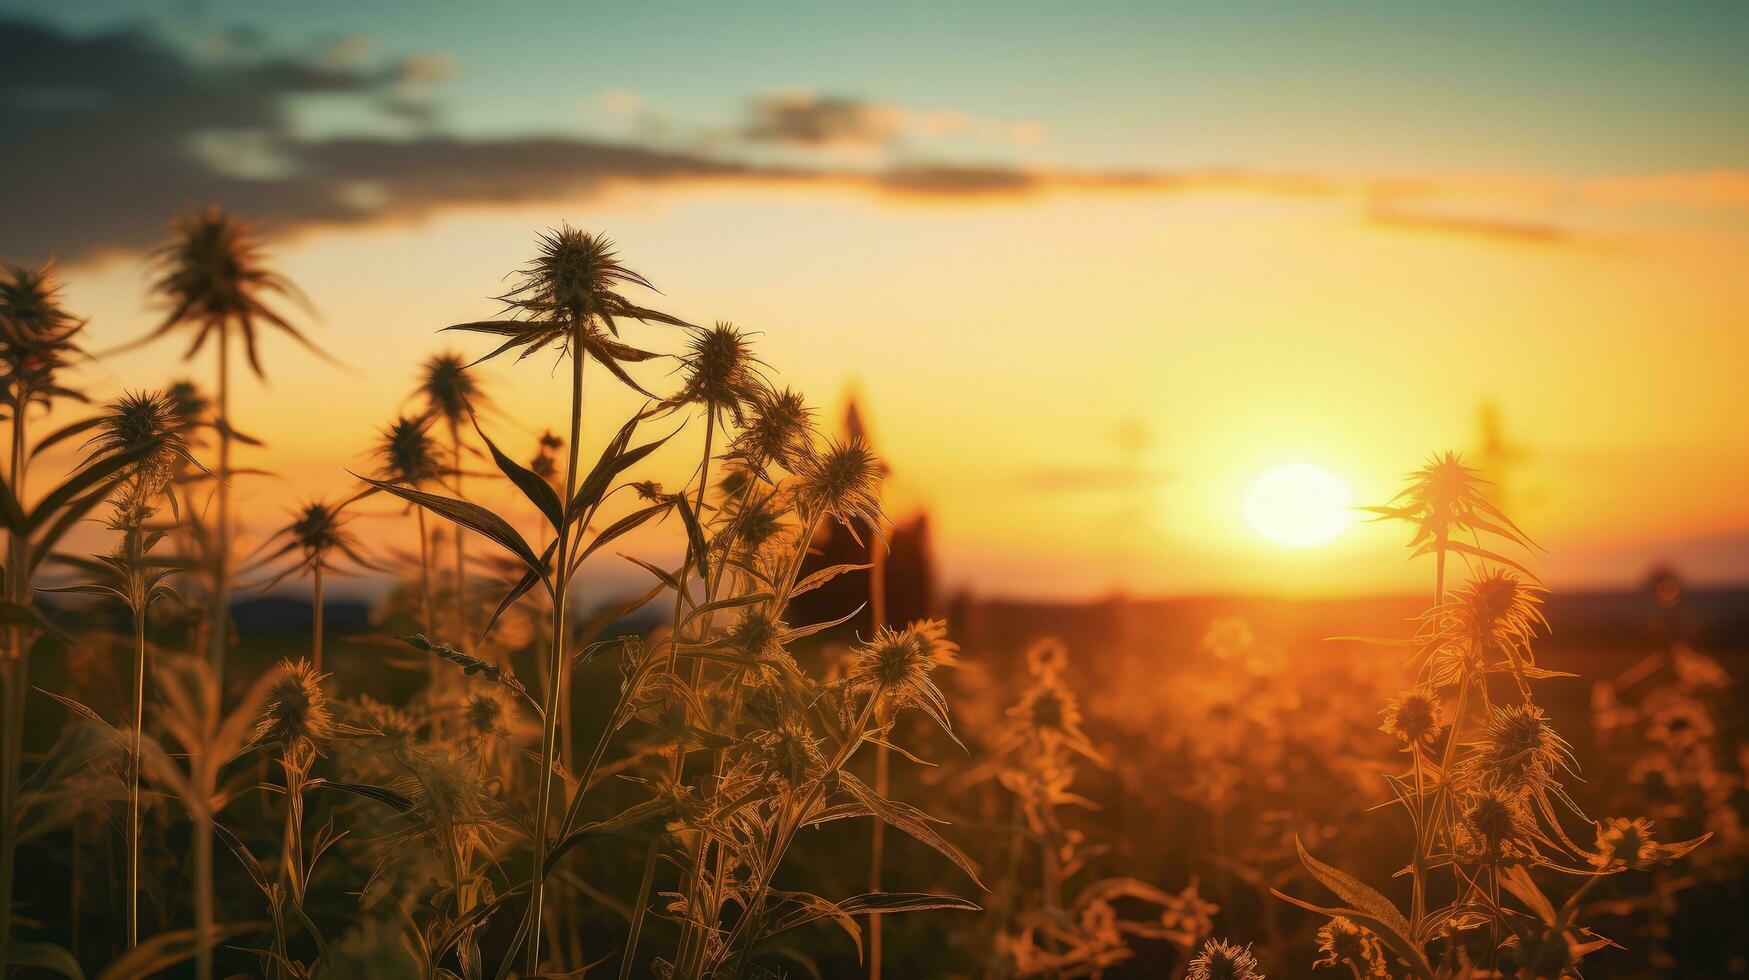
[0,941,85,978]
[472,416,562,530]
[96,923,264,980]
[354,473,545,577]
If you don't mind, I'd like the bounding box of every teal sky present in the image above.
[16,0,1749,176]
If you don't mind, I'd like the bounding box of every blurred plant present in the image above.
[136,206,327,685]
[416,352,484,645]
[252,500,376,670]
[372,415,448,642]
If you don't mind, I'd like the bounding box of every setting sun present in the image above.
[1245,463,1355,548]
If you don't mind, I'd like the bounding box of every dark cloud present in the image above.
[0,17,1579,265]
[742,93,902,147]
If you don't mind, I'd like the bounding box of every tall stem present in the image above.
[668,413,719,976]
[1411,537,1448,931]
[527,328,585,975]
[450,418,468,646]
[724,696,880,976]
[127,600,147,948]
[866,533,889,980]
[0,401,28,967]
[311,568,324,673]
[209,321,232,680]
[194,805,214,980]
[417,507,434,650]
[196,320,232,980]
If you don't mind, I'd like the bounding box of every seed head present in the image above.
[1187,938,1264,980]
[847,622,958,738]
[375,415,446,486]
[1460,702,1576,793]
[1365,450,1530,553]
[1,261,86,409]
[732,386,814,473]
[88,389,198,510]
[1314,917,1387,977]
[794,436,885,539]
[667,322,765,423]
[418,350,481,423]
[465,692,506,737]
[1380,686,1443,748]
[1453,787,1538,864]
[254,659,334,762]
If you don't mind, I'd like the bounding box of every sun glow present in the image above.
[1245,463,1355,548]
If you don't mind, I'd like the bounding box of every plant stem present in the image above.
[866,531,888,980]
[0,400,28,969]
[450,417,468,646]
[618,843,661,980]
[669,413,718,973]
[210,320,231,680]
[311,567,324,672]
[127,601,147,948]
[724,696,880,976]
[527,327,585,976]
[418,507,434,653]
[194,804,214,980]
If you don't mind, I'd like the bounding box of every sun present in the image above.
[1245,463,1355,548]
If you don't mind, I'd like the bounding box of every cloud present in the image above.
[0,18,1338,262]
[743,93,904,148]
[1580,170,1749,210]
[739,92,1045,152]
[16,17,1719,265]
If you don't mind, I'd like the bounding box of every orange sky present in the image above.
[44,177,1749,599]
[8,4,1749,599]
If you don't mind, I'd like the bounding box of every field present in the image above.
[2,223,1744,980]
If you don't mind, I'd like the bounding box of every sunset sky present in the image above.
[5,1,1748,599]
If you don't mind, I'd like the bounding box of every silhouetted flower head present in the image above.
[1460,702,1577,793]
[1380,686,1443,748]
[374,416,446,487]
[256,499,375,588]
[255,659,334,763]
[847,622,958,738]
[418,350,481,423]
[1187,938,1264,980]
[87,389,200,510]
[1454,787,1539,864]
[1365,450,1531,553]
[445,226,687,376]
[146,206,324,378]
[464,692,506,737]
[732,386,815,474]
[1,261,87,410]
[163,379,212,431]
[1025,638,1069,679]
[795,436,885,540]
[530,430,564,488]
[1314,917,1387,977]
[666,322,765,424]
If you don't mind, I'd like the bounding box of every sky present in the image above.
[4,1,1748,600]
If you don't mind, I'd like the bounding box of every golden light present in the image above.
[1245,463,1355,548]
